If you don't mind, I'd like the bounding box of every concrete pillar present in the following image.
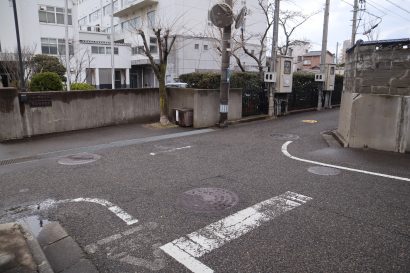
[95,68,100,89]
[125,68,130,88]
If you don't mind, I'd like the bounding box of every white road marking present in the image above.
[160,191,312,273]
[282,141,410,182]
[36,198,138,225]
[150,146,192,156]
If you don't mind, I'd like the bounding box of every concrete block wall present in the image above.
[337,40,410,153]
[0,88,24,141]
[168,88,242,128]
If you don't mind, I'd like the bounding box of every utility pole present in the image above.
[110,0,115,89]
[11,0,25,92]
[218,0,233,127]
[335,42,339,64]
[351,0,359,46]
[317,0,330,111]
[64,0,71,91]
[269,0,280,117]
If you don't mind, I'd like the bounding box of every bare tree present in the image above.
[0,46,36,88]
[137,27,176,125]
[278,10,319,56]
[59,43,94,83]
[239,0,273,79]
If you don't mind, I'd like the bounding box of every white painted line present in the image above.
[161,243,214,273]
[160,191,312,273]
[282,141,410,182]
[150,146,192,156]
[37,198,138,225]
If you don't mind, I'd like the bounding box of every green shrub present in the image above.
[71,82,95,90]
[179,72,262,89]
[30,72,63,91]
[32,54,66,81]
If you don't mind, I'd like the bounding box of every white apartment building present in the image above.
[77,0,266,88]
[1,0,266,89]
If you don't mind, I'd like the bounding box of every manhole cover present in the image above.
[308,166,341,176]
[58,153,101,165]
[177,188,239,213]
[271,133,300,140]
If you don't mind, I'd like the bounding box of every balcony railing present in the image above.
[114,0,158,17]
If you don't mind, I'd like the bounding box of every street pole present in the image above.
[110,0,115,89]
[317,0,330,111]
[335,42,339,64]
[11,0,25,92]
[64,0,71,91]
[351,0,359,46]
[269,0,280,117]
[218,0,232,127]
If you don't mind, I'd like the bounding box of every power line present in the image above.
[385,0,410,14]
[367,0,410,22]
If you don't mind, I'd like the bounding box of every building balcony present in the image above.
[114,0,158,18]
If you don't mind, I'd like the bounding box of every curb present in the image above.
[321,130,343,148]
[228,114,271,125]
[19,222,55,273]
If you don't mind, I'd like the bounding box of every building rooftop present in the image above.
[347,38,410,53]
[303,50,334,57]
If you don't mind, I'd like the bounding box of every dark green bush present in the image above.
[30,72,63,91]
[71,82,95,90]
[32,54,66,81]
[179,72,262,89]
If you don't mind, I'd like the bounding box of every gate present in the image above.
[242,82,268,117]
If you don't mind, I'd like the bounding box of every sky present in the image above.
[278,0,410,56]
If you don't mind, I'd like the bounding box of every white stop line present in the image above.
[281,141,410,182]
[160,191,312,273]
[35,198,138,225]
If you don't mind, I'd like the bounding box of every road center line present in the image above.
[150,146,192,156]
[36,198,138,225]
[160,191,312,273]
[282,141,410,182]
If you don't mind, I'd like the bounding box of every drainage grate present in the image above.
[0,156,40,166]
[58,153,101,165]
[308,166,341,176]
[177,188,239,214]
[271,133,300,140]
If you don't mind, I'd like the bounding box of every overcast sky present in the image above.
[278,0,410,55]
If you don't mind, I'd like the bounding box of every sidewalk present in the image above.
[0,122,192,161]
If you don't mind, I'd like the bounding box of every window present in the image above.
[79,17,87,26]
[106,47,119,55]
[147,11,156,27]
[41,38,57,54]
[204,44,209,50]
[303,59,311,65]
[132,46,144,55]
[129,17,141,29]
[194,44,199,50]
[251,49,255,55]
[41,38,72,55]
[149,37,158,53]
[91,46,118,55]
[39,6,72,25]
[89,9,101,22]
[330,66,335,75]
[297,56,302,62]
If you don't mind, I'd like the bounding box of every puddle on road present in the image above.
[18,215,50,237]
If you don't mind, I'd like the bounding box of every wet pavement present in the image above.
[0,109,409,273]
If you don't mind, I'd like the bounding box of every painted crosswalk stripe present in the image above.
[160,191,312,273]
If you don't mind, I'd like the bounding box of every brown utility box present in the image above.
[172,108,193,127]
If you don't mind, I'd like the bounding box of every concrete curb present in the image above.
[228,114,271,125]
[321,130,343,148]
[18,222,55,273]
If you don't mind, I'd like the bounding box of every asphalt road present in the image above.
[1,109,409,273]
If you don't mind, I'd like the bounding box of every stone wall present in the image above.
[0,87,243,141]
[337,40,410,153]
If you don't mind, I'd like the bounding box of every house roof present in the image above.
[303,50,334,57]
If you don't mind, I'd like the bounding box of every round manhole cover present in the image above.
[177,188,239,213]
[271,133,300,140]
[58,153,101,165]
[308,166,341,176]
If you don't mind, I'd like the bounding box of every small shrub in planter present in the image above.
[30,72,63,91]
[71,82,95,90]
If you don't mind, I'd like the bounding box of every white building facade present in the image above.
[1,0,266,88]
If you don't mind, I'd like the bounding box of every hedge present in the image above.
[30,72,63,91]
[179,71,343,110]
[71,82,95,90]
